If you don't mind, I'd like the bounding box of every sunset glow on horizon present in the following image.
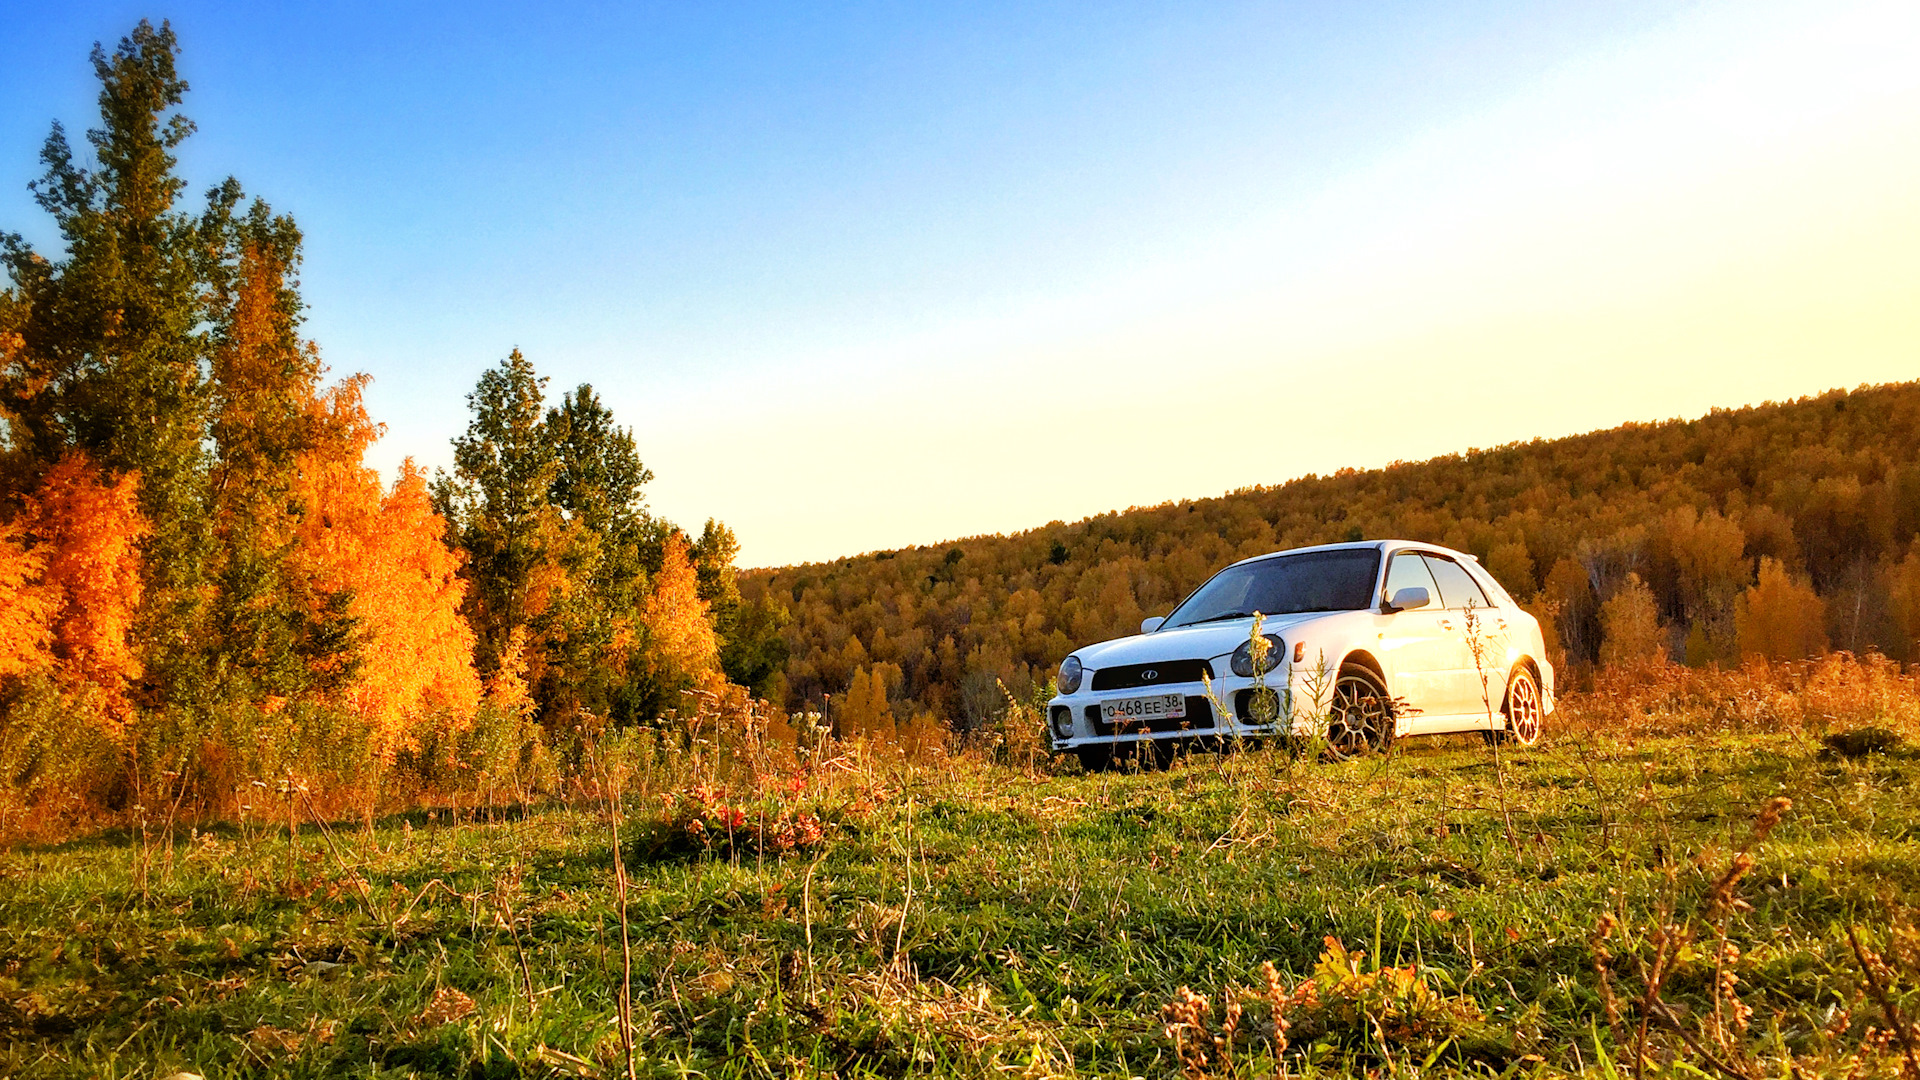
[640,0,1920,566]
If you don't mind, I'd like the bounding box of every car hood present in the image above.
[1074,612,1331,669]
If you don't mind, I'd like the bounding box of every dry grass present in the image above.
[1,656,1918,1078]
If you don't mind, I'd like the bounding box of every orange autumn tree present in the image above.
[197,212,484,764]
[837,665,897,743]
[1736,557,1829,661]
[21,454,149,731]
[0,520,53,678]
[292,380,481,762]
[642,531,720,702]
[355,463,484,753]
[200,210,367,705]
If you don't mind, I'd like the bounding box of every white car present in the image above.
[1047,539,1554,769]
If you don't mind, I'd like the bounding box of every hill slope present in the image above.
[742,382,1920,728]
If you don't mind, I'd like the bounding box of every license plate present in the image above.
[1100,693,1186,723]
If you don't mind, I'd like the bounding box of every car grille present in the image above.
[1085,696,1216,736]
[1089,659,1213,691]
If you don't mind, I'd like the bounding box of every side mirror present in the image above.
[1140,616,1166,634]
[1387,586,1431,612]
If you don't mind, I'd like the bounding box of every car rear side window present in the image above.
[1422,554,1492,610]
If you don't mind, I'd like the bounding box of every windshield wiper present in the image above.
[1186,611,1257,625]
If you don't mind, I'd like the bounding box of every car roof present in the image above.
[1227,539,1480,568]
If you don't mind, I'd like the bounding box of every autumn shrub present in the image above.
[185,697,377,818]
[452,697,557,807]
[645,780,830,859]
[1560,652,1920,739]
[0,675,121,835]
[958,677,1054,772]
[1160,938,1495,1077]
[394,700,555,813]
[566,719,663,805]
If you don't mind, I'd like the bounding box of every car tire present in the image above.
[1483,666,1544,747]
[1326,666,1394,759]
[1075,745,1113,773]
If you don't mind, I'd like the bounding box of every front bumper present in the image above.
[1046,672,1303,750]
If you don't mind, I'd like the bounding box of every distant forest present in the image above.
[747,382,1920,732]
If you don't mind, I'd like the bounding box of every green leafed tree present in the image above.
[540,381,659,720]
[433,349,559,681]
[689,517,791,698]
[0,20,216,708]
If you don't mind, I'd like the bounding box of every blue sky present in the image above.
[5,2,1918,565]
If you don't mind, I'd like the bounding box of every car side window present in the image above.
[1422,554,1492,610]
[1383,553,1441,608]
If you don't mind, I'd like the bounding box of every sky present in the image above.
[4,1,1918,567]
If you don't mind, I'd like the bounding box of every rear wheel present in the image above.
[1326,667,1394,759]
[1483,667,1544,747]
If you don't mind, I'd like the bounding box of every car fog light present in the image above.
[1058,655,1083,695]
[1230,635,1285,678]
[1050,706,1074,739]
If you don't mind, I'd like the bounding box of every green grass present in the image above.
[2,724,1917,1078]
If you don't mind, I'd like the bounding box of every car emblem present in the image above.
[1140,669,1159,681]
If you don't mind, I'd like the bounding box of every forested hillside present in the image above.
[746,382,1920,729]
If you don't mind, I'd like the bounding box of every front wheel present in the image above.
[1483,666,1544,747]
[1326,668,1394,759]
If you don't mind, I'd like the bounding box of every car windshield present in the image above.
[1162,548,1382,627]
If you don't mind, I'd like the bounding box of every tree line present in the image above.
[747,382,1920,728]
[0,22,784,829]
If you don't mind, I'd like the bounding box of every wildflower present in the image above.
[1753,796,1792,841]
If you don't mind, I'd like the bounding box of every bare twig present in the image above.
[803,850,824,1001]
[495,873,539,1010]
[590,743,638,1080]
[1463,601,1518,846]
[893,796,913,973]
[1648,1000,1754,1080]
[1849,925,1920,1080]
[297,788,380,924]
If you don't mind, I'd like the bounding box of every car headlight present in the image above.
[1230,635,1286,678]
[1058,655,1083,695]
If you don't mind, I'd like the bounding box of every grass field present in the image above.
[3,662,1919,1079]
